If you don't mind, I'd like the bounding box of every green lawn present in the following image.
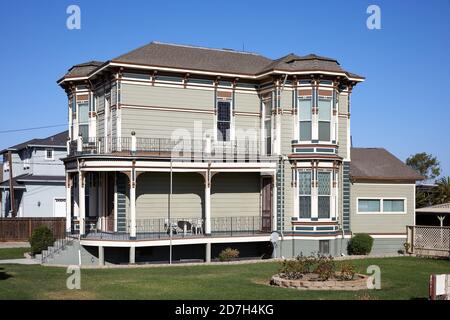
[0,257,449,300]
[0,247,30,260]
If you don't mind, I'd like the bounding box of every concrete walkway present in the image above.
[0,258,39,265]
[0,242,30,248]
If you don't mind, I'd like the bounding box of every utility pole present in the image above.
[8,150,16,217]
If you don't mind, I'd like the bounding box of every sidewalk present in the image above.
[0,242,30,248]
[0,258,39,265]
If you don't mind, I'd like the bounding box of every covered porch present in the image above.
[65,159,278,241]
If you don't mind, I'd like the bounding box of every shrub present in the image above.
[29,225,55,255]
[338,262,356,280]
[313,255,335,281]
[218,248,239,261]
[279,254,316,279]
[347,233,373,255]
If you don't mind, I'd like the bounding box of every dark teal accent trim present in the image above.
[316,227,334,231]
[342,161,351,232]
[291,216,298,221]
[117,173,127,233]
[295,148,315,153]
[295,226,314,231]
[129,236,136,240]
[316,148,335,153]
[157,75,183,83]
[291,139,298,144]
[311,217,319,221]
[312,140,319,143]
[189,78,213,85]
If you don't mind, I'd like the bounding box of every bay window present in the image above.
[318,97,332,141]
[298,97,312,141]
[298,171,312,218]
[298,168,334,220]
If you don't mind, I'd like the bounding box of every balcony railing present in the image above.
[68,135,273,161]
[74,216,269,241]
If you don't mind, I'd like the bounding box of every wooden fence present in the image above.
[0,218,66,241]
[407,225,450,258]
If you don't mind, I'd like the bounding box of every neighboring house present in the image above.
[0,131,68,218]
[416,202,450,227]
[57,42,423,265]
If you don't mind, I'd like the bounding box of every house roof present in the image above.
[0,131,68,154]
[350,148,425,182]
[416,202,450,214]
[60,41,364,81]
[0,174,65,189]
[64,61,104,79]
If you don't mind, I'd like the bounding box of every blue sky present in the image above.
[0,0,449,177]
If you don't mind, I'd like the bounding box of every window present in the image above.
[358,199,381,212]
[298,171,312,218]
[319,240,330,255]
[383,199,405,212]
[318,98,331,141]
[358,198,406,213]
[217,101,231,141]
[78,102,89,140]
[298,98,312,141]
[45,149,54,160]
[317,171,331,218]
[263,99,272,155]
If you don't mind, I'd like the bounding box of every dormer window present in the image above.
[45,149,54,160]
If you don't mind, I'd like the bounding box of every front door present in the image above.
[261,177,273,232]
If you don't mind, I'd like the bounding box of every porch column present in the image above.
[65,173,72,233]
[205,171,211,235]
[130,169,137,239]
[98,246,104,266]
[205,243,211,263]
[78,172,86,236]
[129,246,136,264]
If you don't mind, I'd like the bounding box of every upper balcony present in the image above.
[68,134,275,162]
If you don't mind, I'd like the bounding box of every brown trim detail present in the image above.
[351,177,419,183]
[318,89,332,96]
[121,103,214,114]
[76,94,89,102]
[298,89,312,96]
[217,91,232,99]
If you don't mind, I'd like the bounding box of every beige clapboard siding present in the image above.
[211,173,261,217]
[338,117,348,159]
[96,90,105,112]
[121,108,214,138]
[234,115,260,140]
[111,83,117,105]
[135,172,204,219]
[339,94,348,114]
[350,183,415,234]
[111,108,117,137]
[121,83,214,110]
[280,90,293,109]
[234,92,260,113]
[281,114,294,154]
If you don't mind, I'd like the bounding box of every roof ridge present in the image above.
[151,41,268,58]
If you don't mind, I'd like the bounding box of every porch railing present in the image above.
[74,216,269,240]
[68,135,273,161]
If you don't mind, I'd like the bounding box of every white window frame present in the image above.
[356,197,407,215]
[297,95,312,143]
[297,169,313,220]
[317,96,333,143]
[45,149,54,161]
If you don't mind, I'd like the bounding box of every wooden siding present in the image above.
[211,173,261,217]
[136,172,204,219]
[281,114,294,154]
[121,107,214,138]
[121,83,214,111]
[350,183,415,234]
[337,116,348,159]
[234,92,260,113]
[234,115,260,140]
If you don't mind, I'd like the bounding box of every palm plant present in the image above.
[433,177,450,204]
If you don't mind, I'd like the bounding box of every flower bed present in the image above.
[270,254,371,291]
[270,273,369,291]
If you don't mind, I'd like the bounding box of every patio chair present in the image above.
[191,219,203,235]
[177,220,192,236]
[164,219,178,235]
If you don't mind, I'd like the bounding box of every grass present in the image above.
[0,247,30,260]
[0,257,449,300]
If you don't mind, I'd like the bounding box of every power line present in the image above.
[0,124,67,134]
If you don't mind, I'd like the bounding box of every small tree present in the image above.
[29,225,55,255]
[406,152,441,181]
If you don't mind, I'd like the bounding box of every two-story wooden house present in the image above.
[55,42,423,265]
[1,131,68,218]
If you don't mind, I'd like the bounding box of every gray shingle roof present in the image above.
[350,148,424,182]
[416,202,450,214]
[113,41,273,75]
[0,130,68,154]
[60,41,364,80]
[64,61,104,79]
